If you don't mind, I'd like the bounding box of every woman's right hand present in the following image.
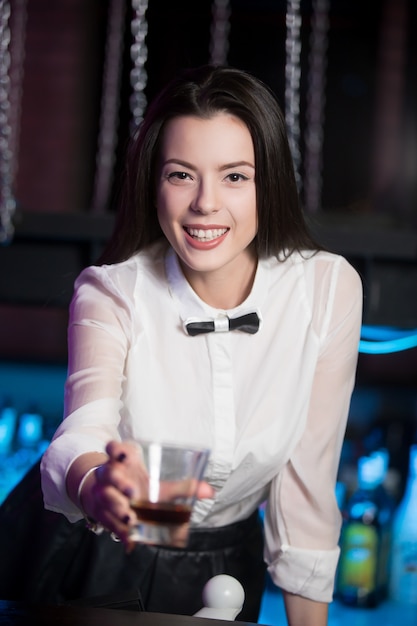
[73,441,151,549]
[68,441,214,550]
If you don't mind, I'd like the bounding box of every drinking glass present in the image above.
[129,440,210,547]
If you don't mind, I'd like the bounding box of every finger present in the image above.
[90,483,135,545]
[95,460,142,500]
[196,481,215,499]
[106,440,141,463]
[157,479,214,502]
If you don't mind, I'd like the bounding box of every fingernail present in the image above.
[116,452,126,462]
[122,515,130,525]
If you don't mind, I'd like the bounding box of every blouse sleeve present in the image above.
[264,256,363,602]
[40,265,134,521]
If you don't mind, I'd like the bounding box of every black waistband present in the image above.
[181,509,262,552]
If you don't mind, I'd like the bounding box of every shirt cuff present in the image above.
[267,543,340,602]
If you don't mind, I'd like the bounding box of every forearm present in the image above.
[283,591,328,626]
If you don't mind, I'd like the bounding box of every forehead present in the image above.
[159,114,254,159]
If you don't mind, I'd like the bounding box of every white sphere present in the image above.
[202,575,245,609]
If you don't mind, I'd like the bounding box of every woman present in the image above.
[41,65,363,625]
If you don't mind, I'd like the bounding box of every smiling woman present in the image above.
[40,65,363,626]
[156,114,257,307]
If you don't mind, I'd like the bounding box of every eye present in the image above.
[225,172,250,183]
[167,171,192,182]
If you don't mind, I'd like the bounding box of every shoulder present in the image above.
[296,251,363,334]
[264,249,361,290]
[312,250,363,299]
[74,240,168,298]
[263,251,362,328]
[289,249,362,294]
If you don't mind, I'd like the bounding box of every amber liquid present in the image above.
[131,500,192,525]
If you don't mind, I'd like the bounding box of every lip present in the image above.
[183,225,229,250]
[184,224,228,230]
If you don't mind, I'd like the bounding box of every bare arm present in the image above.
[283,591,328,626]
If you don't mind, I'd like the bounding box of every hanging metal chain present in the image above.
[129,0,149,134]
[304,0,329,213]
[209,0,231,66]
[285,0,302,193]
[91,0,126,213]
[8,0,25,184]
[0,0,16,242]
[0,0,13,243]
[0,0,26,243]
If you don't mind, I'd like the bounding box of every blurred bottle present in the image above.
[0,397,18,455]
[16,405,44,448]
[390,444,417,605]
[337,452,394,607]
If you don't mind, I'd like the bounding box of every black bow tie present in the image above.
[185,312,260,336]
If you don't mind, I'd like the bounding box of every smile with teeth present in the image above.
[185,227,228,242]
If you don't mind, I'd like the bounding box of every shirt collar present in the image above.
[164,246,269,327]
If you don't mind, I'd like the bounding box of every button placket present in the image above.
[208,330,235,475]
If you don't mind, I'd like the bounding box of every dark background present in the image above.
[0,1,416,436]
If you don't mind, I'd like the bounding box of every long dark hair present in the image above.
[99,65,319,265]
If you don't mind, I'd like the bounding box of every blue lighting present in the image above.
[359,326,417,354]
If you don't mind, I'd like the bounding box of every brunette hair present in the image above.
[99,65,319,265]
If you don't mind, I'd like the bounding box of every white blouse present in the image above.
[40,240,363,602]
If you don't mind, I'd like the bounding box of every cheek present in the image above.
[157,188,190,223]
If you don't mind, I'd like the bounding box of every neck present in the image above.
[181,253,258,310]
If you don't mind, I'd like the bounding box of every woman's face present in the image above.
[156,113,258,286]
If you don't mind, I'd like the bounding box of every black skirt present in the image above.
[134,510,267,621]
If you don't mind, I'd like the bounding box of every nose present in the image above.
[190,179,220,215]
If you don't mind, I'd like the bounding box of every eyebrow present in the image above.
[163,158,255,171]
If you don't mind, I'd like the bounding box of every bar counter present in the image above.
[0,602,261,626]
[2,598,415,626]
